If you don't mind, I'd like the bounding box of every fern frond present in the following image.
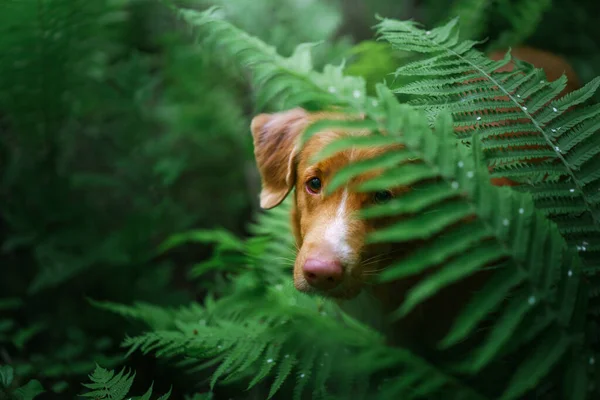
[120,282,491,399]
[81,365,135,400]
[493,0,552,49]
[169,5,367,112]
[131,6,597,399]
[80,365,171,400]
[448,0,493,41]
[321,87,590,398]
[90,300,182,330]
[377,16,600,271]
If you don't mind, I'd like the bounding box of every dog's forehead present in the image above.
[298,130,391,174]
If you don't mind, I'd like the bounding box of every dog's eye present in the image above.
[374,190,393,204]
[306,177,322,194]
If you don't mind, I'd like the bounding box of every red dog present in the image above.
[250,48,579,343]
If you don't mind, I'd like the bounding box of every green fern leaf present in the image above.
[292,347,317,400]
[80,365,170,400]
[132,7,596,399]
[379,223,489,281]
[175,7,367,112]
[440,265,525,348]
[368,201,473,243]
[500,331,572,400]
[320,85,589,394]
[12,380,44,400]
[247,344,280,390]
[396,242,506,317]
[377,16,600,270]
[268,353,296,399]
[312,134,401,163]
[81,365,135,400]
[326,150,414,194]
[492,0,552,49]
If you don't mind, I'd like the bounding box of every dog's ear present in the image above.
[250,108,308,209]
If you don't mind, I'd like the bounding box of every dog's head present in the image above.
[251,108,407,299]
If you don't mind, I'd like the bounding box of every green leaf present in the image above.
[13,379,44,400]
[156,386,172,400]
[360,181,457,218]
[356,163,439,192]
[465,290,536,372]
[396,241,505,317]
[327,149,415,193]
[441,265,525,348]
[379,222,489,281]
[302,119,378,146]
[367,200,473,243]
[136,383,154,400]
[500,331,571,400]
[81,365,135,400]
[0,365,14,388]
[247,344,279,389]
[311,134,401,163]
[268,354,296,399]
[159,229,244,254]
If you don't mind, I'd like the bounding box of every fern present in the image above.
[80,365,171,400]
[115,281,495,399]
[0,365,44,400]
[376,17,600,274]
[493,0,553,49]
[314,90,592,399]
[0,0,132,292]
[167,5,367,112]
[99,5,600,400]
[448,0,493,41]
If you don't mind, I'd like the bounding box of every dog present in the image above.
[250,108,474,344]
[250,47,580,344]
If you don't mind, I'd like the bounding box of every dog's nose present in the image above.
[303,258,343,290]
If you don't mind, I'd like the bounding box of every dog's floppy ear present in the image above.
[250,108,308,209]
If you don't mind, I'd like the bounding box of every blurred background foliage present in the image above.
[0,0,598,398]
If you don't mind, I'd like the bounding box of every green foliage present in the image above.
[2,0,600,399]
[182,0,349,63]
[175,6,366,112]
[1,0,349,393]
[93,5,600,399]
[424,0,552,48]
[0,365,45,400]
[80,364,171,400]
[492,0,552,49]
[376,17,600,273]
